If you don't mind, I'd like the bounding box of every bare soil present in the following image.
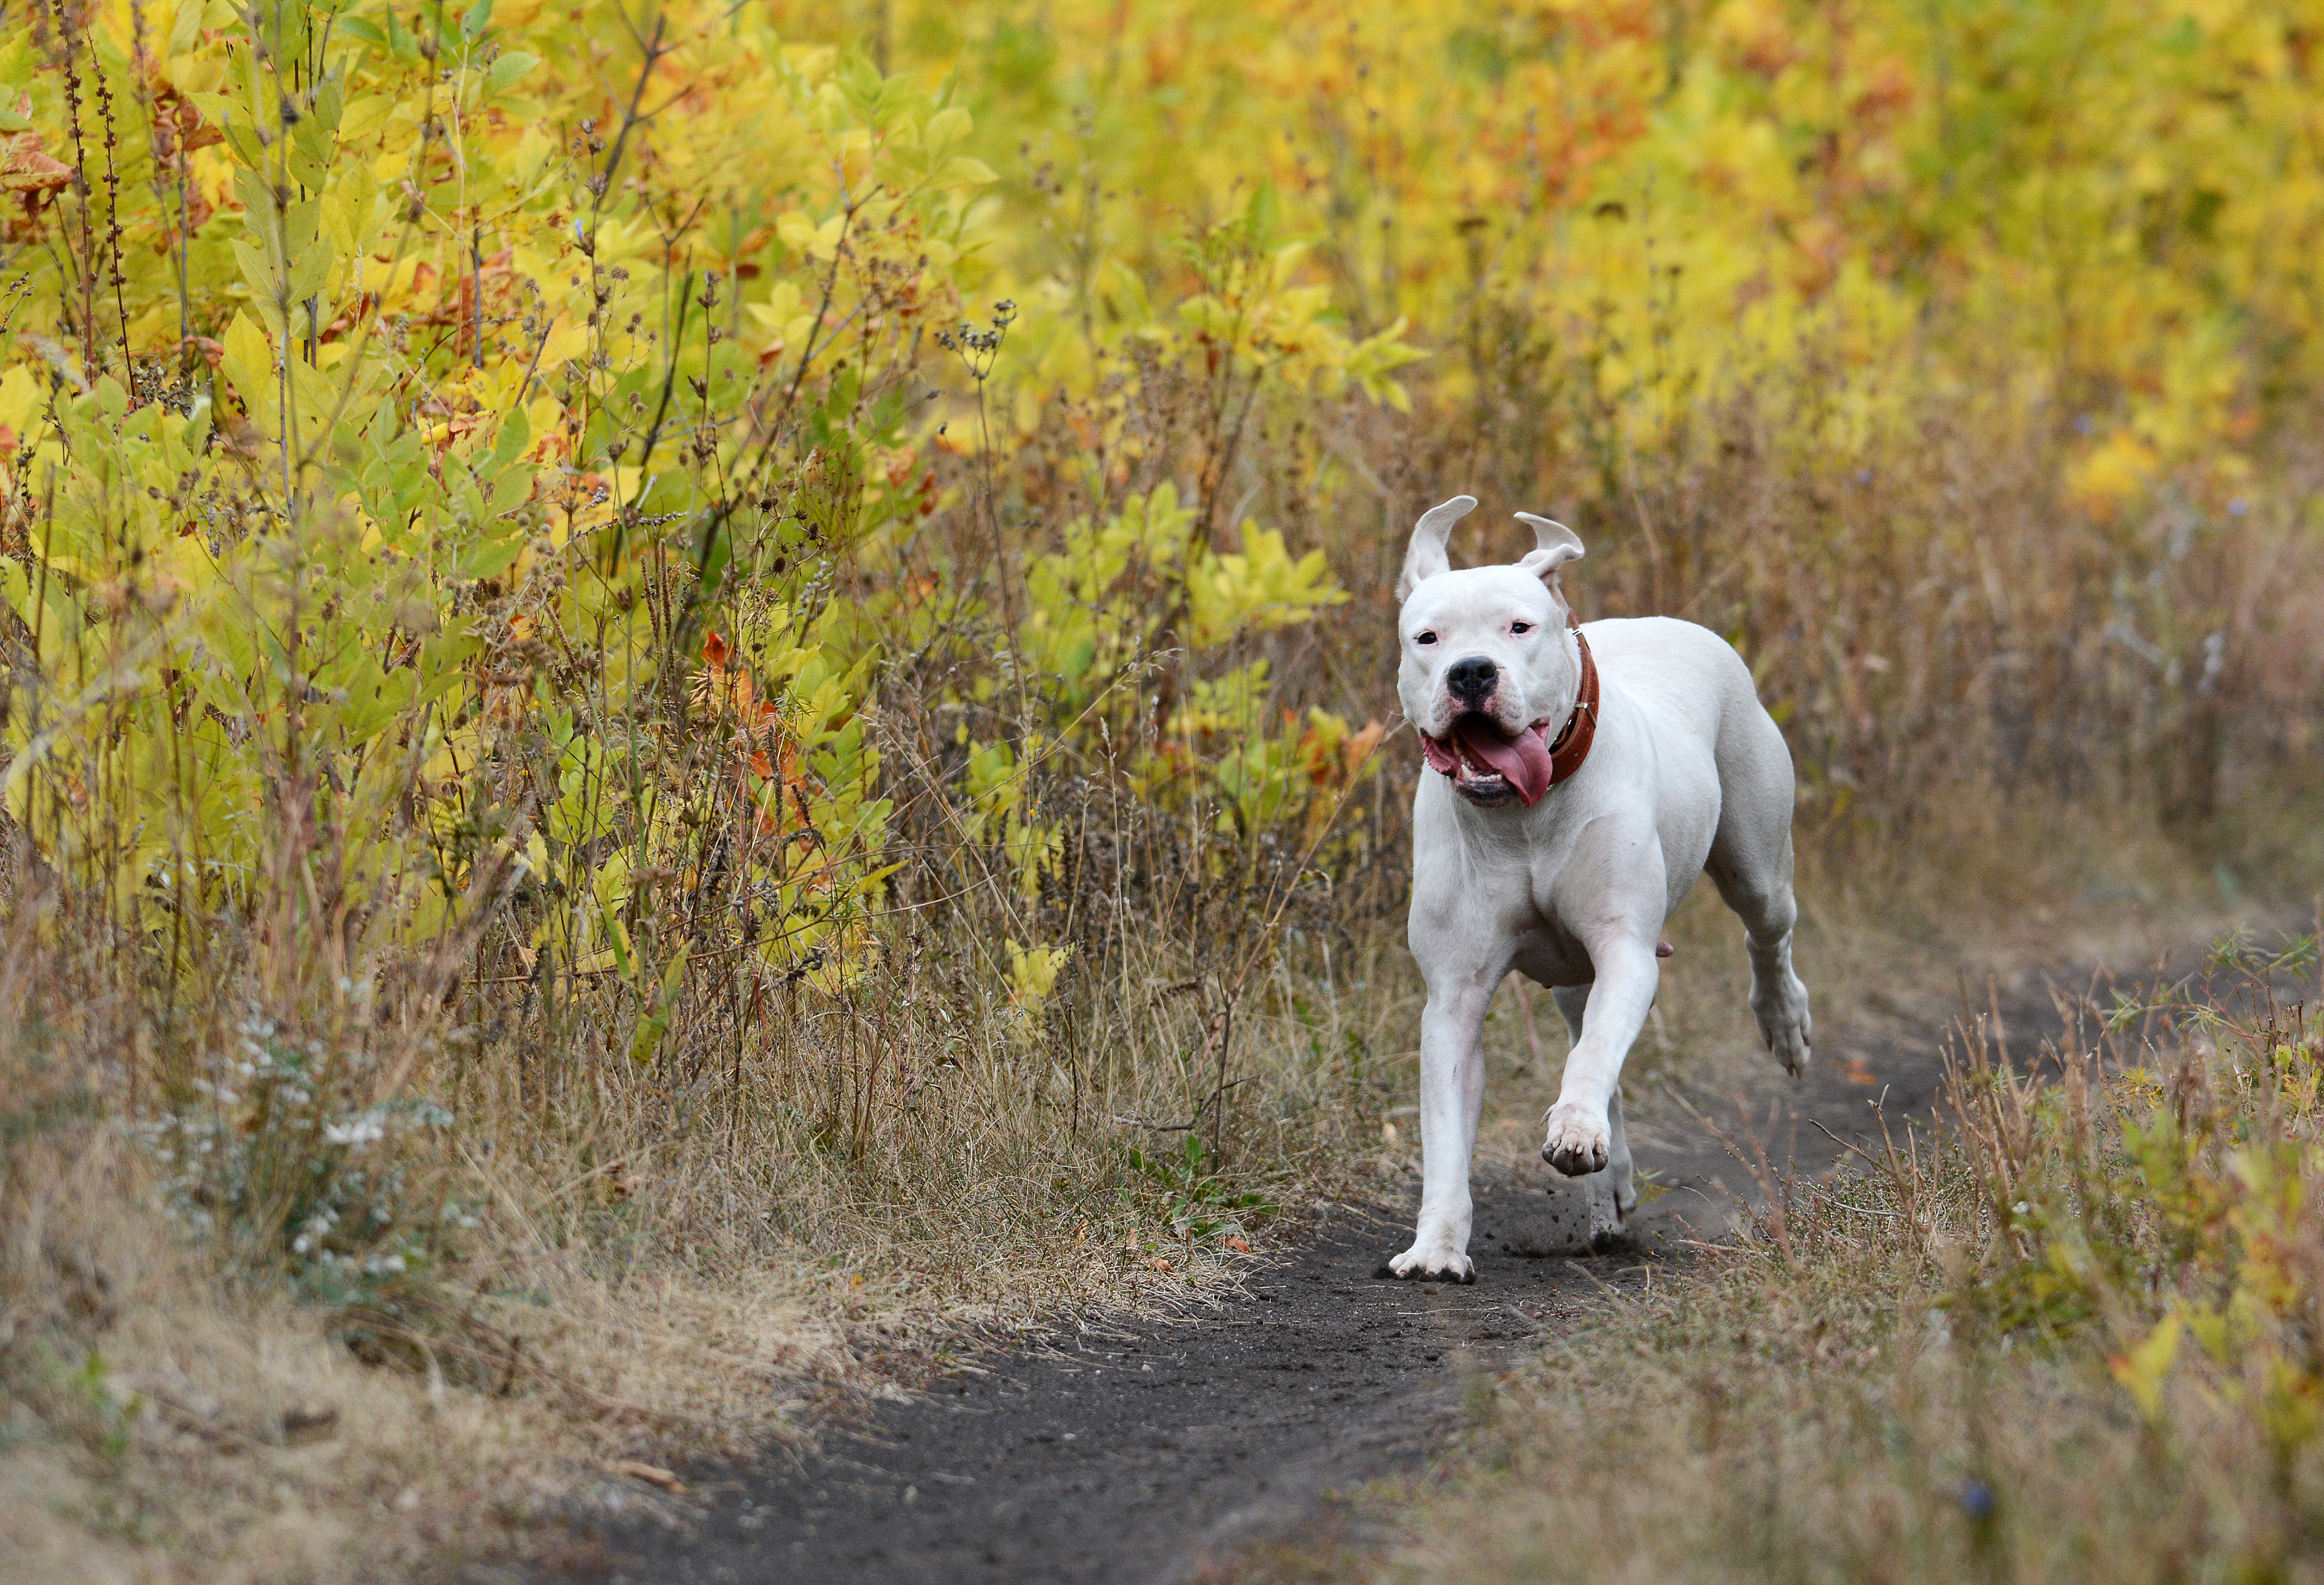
[538,959,2115,1585]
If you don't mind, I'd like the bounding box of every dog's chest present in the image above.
[1442,844,1596,975]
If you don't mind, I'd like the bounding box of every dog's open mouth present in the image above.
[1421,714,1556,806]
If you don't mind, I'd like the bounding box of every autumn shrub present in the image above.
[0,0,1425,1409]
[875,0,2324,856]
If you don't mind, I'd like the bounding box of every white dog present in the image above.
[1383,495,1812,1282]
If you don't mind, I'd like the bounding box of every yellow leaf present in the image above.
[922,105,972,154]
[1006,938,1071,1013]
[218,312,279,430]
[2109,1311,2182,1421]
[167,0,204,54]
[0,364,40,435]
[776,210,844,260]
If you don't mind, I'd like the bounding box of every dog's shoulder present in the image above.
[1578,613,1723,640]
[1583,616,1757,721]
[1580,615,1747,671]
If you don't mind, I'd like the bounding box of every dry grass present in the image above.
[0,866,1349,1582]
[4,1132,565,1585]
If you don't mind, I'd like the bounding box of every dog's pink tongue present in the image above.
[1454,718,1554,806]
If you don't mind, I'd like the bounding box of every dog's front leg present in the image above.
[1385,978,1493,1282]
[1542,935,1660,1178]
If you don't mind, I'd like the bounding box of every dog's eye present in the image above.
[1414,630,1438,646]
[1510,621,1534,635]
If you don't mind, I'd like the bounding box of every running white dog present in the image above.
[1383,495,1812,1282]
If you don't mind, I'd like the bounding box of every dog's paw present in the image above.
[1753,971,1813,1078]
[1588,1222,1636,1255]
[1378,1244,1476,1283]
[1541,1102,1610,1177]
[1585,1176,1629,1252]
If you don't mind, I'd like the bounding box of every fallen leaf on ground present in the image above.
[611,1459,686,1494]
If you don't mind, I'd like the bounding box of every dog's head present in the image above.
[1394,495,1586,808]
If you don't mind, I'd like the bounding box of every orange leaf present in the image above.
[0,119,73,207]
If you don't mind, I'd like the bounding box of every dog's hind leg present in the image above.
[1552,984,1636,1229]
[1551,983,1591,1045]
[1707,711,1813,1075]
[1604,1089,1636,1222]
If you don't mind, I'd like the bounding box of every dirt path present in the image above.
[544,959,2122,1585]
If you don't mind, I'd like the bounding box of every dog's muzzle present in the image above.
[1418,629,1602,808]
[1421,715,1556,805]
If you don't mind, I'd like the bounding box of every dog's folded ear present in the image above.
[1397,495,1478,599]
[1514,512,1585,591]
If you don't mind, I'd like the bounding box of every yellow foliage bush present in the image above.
[0,0,1422,1327]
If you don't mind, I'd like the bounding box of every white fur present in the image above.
[1385,500,1812,1282]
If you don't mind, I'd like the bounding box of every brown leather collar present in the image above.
[1543,611,1598,786]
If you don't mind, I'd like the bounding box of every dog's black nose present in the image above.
[1445,655,1498,706]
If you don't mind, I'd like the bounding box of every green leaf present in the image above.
[287,117,334,190]
[217,114,265,171]
[384,8,417,63]
[454,535,524,582]
[922,105,971,154]
[169,0,206,54]
[484,52,539,98]
[1245,178,1280,243]
[489,404,530,472]
[627,944,690,1063]
[286,230,334,304]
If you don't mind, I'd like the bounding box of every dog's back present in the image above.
[1580,616,1759,731]
[1584,615,1794,807]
